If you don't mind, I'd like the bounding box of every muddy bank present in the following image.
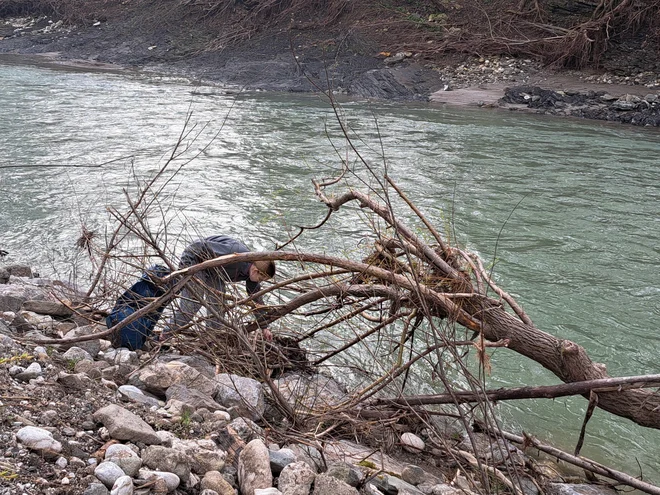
[1,14,660,126]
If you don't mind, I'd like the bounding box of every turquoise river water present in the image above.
[0,60,659,481]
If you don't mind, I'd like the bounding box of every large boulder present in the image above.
[238,439,272,495]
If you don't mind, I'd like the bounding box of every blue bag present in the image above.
[106,265,171,350]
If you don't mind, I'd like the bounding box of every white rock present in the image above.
[16,426,62,452]
[401,432,425,453]
[94,461,126,488]
[138,468,180,492]
[110,475,134,495]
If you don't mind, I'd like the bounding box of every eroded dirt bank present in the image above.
[1,3,660,125]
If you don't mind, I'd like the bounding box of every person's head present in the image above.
[249,260,276,283]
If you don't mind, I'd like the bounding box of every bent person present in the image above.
[163,235,275,340]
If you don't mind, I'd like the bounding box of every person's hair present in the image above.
[253,260,276,278]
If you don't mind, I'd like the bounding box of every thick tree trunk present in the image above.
[480,305,660,428]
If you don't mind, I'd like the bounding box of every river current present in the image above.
[1,61,659,481]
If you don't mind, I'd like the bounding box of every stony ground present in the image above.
[0,267,617,495]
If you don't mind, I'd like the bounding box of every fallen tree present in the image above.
[19,100,660,490]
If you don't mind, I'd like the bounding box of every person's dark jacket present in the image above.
[180,235,262,299]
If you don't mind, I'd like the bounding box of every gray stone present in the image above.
[93,404,161,445]
[142,445,191,482]
[83,483,110,495]
[5,264,34,277]
[401,432,424,453]
[312,474,359,495]
[105,444,142,477]
[269,447,296,476]
[94,461,126,489]
[117,385,160,408]
[325,462,362,487]
[103,348,139,366]
[228,417,263,443]
[214,374,265,421]
[131,360,217,396]
[14,362,42,382]
[284,443,324,473]
[170,437,226,474]
[156,354,216,377]
[16,426,62,453]
[138,468,181,492]
[22,299,73,317]
[75,359,108,379]
[277,461,316,495]
[238,439,273,495]
[63,346,94,363]
[372,474,424,495]
[0,318,14,336]
[166,383,225,412]
[110,475,133,495]
[61,324,102,357]
[401,465,426,486]
[200,470,235,495]
[57,371,94,389]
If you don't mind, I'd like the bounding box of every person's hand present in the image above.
[262,328,273,342]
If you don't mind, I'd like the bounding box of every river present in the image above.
[1,60,659,482]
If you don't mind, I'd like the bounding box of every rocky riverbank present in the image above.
[0,265,626,495]
[1,14,660,127]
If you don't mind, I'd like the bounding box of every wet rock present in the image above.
[93,404,162,445]
[214,373,265,421]
[238,439,272,495]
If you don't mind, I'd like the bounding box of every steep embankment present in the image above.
[1,0,659,122]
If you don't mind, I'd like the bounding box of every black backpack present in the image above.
[106,265,170,350]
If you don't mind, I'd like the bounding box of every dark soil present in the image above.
[1,0,660,123]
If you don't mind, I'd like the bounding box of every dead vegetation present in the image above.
[1,0,659,70]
